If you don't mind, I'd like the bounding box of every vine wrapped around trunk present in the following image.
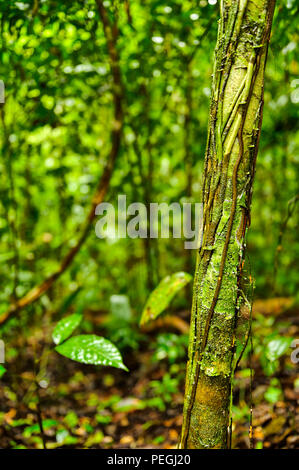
[180,0,276,449]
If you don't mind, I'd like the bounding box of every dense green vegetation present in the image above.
[0,0,298,450]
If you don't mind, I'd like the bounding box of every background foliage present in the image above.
[0,0,298,449]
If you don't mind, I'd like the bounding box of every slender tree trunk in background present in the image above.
[180,0,276,449]
[184,61,194,279]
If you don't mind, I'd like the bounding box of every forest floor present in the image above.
[0,298,298,449]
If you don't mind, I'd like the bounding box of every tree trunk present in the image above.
[180,0,276,449]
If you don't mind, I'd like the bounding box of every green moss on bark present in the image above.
[180,0,276,449]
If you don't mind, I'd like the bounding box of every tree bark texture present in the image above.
[180,0,276,449]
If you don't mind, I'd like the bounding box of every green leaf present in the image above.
[52,313,83,345]
[260,354,279,376]
[265,337,293,362]
[84,430,104,447]
[55,335,128,371]
[0,365,6,378]
[24,419,58,437]
[264,385,282,404]
[139,272,192,326]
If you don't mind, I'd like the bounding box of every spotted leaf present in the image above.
[55,335,128,371]
[52,313,83,345]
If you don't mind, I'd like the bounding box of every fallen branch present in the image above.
[0,2,124,325]
[140,315,190,335]
[252,297,295,317]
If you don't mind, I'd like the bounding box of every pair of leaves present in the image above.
[139,271,192,326]
[52,313,128,371]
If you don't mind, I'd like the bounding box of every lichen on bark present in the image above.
[180,0,276,449]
